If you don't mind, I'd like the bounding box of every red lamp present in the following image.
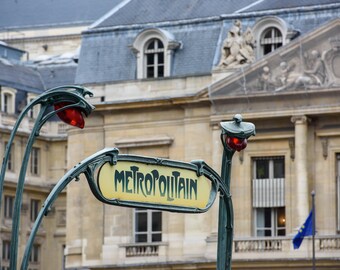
[54,102,85,129]
[225,136,247,152]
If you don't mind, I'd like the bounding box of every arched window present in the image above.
[260,27,283,55]
[145,38,165,78]
[252,17,298,58]
[131,28,180,79]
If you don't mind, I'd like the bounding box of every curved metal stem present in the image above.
[0,97,44,211]
[20,148,118,270]
[9,105,48,270]
[0,85,94,270]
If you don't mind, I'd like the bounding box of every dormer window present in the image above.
[252,16,298,58]
[1,87,17,114]
[260,27,283,55]
[145,38,165,78]
[131,28,180,79]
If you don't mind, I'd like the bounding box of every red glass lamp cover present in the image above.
[54,102,85,129]
[226,136,247,152]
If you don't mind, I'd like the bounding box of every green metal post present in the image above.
[0,85,94,270]
[217,149,234,269]
[217,114,255,270]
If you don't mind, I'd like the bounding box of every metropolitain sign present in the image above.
[96,155,220,213]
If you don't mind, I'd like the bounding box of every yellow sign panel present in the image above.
[97,161,212,209]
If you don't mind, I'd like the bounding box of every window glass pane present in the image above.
[152,233,162,242]
[152,211,162,231]
[276,207,286,236]
[4,195,14,218]
[264,208,272,228]
[273,158,285,178]
[263,44,272,55]
[157,66,164,77]
[158,52,164,64]
[147,40,155,50]
[136,212,147,232]
[256,208,265,227]
[147,53,154,65]
[135,234,147,243]
[256,208,272,237]
[273,28,282,38]
[30,199,40,222]
[256,160,269,179]
[157,40,164,49]
[147,67,154,78]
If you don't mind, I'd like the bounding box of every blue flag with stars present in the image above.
[292,210,313,249]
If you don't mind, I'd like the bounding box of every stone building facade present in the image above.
[1,1,340,270]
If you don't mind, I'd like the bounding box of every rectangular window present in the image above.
[134,208,162,243]
[5,142,14,171]
[30,199,40,222]
[253,156,286,236]
[4,195,14,219]
[2,240,11,260]
[29,244,40,263]
[255,207,286,237]
[30,147,40,176]
[3,94,9,113]
[252,156,285,207]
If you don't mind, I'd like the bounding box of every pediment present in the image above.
[209,18,340,99]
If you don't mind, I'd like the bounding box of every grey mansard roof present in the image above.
[93,0,340,28]
[76,0,340,85]
[0,59,44,93]
[0,0,123,30]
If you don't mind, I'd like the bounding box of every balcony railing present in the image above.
[125,243,159,257]
[235,237,283,252]
[0,112,67,136]
[233,235,340,255]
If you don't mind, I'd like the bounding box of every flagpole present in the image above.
[311,190,316,270]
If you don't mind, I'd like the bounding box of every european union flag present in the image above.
[292,210,314,249]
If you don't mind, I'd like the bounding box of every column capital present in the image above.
[291,115,310,125]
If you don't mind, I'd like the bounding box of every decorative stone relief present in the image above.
[322,37,340,87]
[257,47,332,92]
[218,20,255,68]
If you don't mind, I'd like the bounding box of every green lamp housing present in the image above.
[220,114,256,152]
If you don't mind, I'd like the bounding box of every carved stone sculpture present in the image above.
[293,50,326,88]
[218,20,255,68]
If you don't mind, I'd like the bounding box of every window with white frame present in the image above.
[145,38,165,78]
[252,156,286,236]
[131,28,180,79]
[255,207,286,237]
[252,16,298,58]
[30,147,40,176]
[134,208,162,243]
[260,27,283,55]
[1,88,16,114]
[3,195,14,219]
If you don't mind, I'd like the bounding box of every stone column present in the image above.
[210,123,223,234]
[291,115,309,226]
